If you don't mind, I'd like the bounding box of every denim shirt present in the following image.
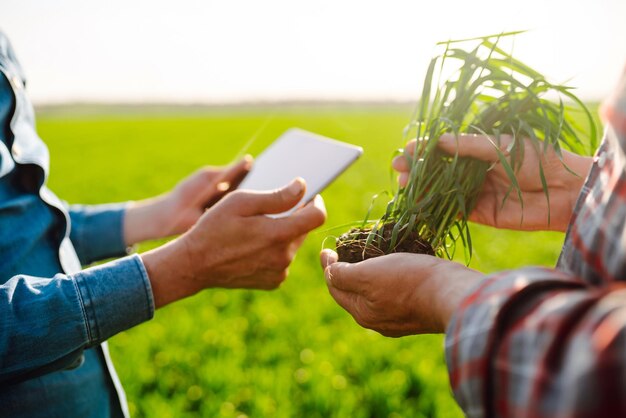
[0,31,154,417]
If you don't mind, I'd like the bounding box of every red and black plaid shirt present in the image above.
[445,69,626,418]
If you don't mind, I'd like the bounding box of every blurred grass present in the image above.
[38,104,577,418]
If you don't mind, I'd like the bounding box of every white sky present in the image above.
[1,0,625,104]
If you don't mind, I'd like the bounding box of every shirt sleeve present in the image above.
[68,203,130,265]
[0,254,154,385]
[445,267,626,418]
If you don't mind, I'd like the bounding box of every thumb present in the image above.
[236,177,306,216]
[320,249,338,270]
[323,258,363,293]
[437,133,513,163]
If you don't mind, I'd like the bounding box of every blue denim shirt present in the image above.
[0,31,155,417]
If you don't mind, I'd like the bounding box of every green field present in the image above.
[39,104,571,418]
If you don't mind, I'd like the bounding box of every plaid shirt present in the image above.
[445,69,626,418]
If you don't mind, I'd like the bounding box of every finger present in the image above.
[324,260,365,294]
[197,166,222,180]
[274,194,327,240]
[392,154,410,173]
[398,172,409,188]
[204,156,253,208]
[289,233,308,254]
[437,133,513,162]
[220,155,253,189]
[234,177,306,216]
[320,249,339,273]
[326,284,359,315]
[320,249,338,270]
[404,139,417,157]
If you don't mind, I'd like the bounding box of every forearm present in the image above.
[0,255,153,384]
[123,196,171,246]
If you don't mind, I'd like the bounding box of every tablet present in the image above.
[237,128,363,217]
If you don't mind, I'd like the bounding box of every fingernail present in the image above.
[216,181,229,192]
[439,133,454,143]
[288,178,304,197]
[243,154,253,170]
[314,194,326,213]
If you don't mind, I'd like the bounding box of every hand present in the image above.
[142,178,327,308]
[124,156,252,245]
[320,250,484,336]
[392,134,593,232]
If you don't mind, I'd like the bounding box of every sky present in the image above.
[1,0,625,104]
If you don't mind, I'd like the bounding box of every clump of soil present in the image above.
[336,223,435,263]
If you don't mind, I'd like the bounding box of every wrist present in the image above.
[563,153,592,188]
[433,262,484,330]
[124,195,171,245]
[141,237,197,308]
[562,154,593,226]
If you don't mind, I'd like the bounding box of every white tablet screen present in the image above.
[238,128,363,217]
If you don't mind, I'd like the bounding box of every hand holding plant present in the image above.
[393,133,593,232]
[336,31,598,262]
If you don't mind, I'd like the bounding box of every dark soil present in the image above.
[336,223,435,263]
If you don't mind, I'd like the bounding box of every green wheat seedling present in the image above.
[338,31,597,262]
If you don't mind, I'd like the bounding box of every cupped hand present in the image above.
[392,134,593,232]
[320,250,483,336]
[124,156,252,245]
[143,178,327,308]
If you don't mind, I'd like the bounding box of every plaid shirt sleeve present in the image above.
[445,268,626,417]
[444,67,626,418]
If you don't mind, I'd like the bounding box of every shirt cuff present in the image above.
[69,203,131,265]
[72,254,154,344]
